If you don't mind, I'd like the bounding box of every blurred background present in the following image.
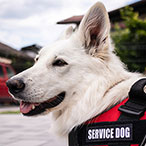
[0,0,146,104]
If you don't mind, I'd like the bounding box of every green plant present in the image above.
[112,7,146,72]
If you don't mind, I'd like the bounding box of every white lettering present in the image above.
[121,127,125,138]
[115,128,120,138]
[115,127,131,139]
[125,127,130,138]
[92,129,95,139]
[88,129,92,140]
[88,126,131,140]
[95,129,99,139]
[110,128,114,138]
[103,129,106,139]
[99,129,104,139]
[106,128,110,139]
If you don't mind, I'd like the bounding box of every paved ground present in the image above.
[0,106,66,146]
[0,105,19,112]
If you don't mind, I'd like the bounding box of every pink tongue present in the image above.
[20,101,34,114]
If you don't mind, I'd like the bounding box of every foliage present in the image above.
[111,6,146,73]
[0,110,20,114]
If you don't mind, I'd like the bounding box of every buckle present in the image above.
[119,101,146,116]
[119,78,146,117]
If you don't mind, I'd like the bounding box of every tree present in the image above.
[112,6,146,73]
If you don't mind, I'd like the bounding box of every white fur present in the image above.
[10,2,145,142]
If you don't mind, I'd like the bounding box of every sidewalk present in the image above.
[0,106,66,146]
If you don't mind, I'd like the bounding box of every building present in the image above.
[57,0,146,25]
[0,42,34,73]
[21,44,42,58]
[0,42,32,60]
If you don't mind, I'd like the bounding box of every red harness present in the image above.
[84,98,146,146]
[69,79,146,146]
[86,98,146,124]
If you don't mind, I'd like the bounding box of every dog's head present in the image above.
[6,2,111,116]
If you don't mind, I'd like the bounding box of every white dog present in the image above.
[7,1,144,140]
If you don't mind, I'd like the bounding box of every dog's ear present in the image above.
[59,26,74,40]
[77,2,110,55]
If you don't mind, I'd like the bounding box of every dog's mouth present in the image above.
[20,92,65,116]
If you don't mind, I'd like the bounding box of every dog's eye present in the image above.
[52,59,68,67]
[35,55,39,62]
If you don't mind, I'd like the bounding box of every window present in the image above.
[0,65,4,77]
[6,67,15,78]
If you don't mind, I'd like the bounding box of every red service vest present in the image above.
[69,79,146,146]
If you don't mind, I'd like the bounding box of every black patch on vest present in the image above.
[69,120,146,146]
[86,123,133,143]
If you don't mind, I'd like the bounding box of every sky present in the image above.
[0,0,140,50]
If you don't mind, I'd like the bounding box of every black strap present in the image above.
[69,127,79,146]
[118,78,146,121]
[140,134,146,146]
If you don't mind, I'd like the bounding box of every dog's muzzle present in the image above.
[6,78,66,116]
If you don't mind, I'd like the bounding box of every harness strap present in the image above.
[118,78,146,121]
[140,135,146,146]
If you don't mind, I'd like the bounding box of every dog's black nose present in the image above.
[6,78,25,94]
